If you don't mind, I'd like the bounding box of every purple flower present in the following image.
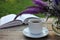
[14,0,48,20]
[33,0,47,7]
[22,6,44,14]
[53,0,60,5]
[14,6,46,20]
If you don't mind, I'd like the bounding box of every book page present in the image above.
[0,14,16,26]
[20,14,39,24]
[0,20,22,28]
[0,14,23,28]
[0,14,22,26]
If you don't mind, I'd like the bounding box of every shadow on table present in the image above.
[23,35,60,40]
[24,35,50,40]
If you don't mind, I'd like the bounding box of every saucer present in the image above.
[23,27,49,38]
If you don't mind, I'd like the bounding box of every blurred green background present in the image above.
[0,0,47,18]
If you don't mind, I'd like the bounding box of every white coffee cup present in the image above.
[28,19,43,35]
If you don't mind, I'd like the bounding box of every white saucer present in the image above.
[23,27,49,38]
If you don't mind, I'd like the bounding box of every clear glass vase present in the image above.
[52,18,60,36]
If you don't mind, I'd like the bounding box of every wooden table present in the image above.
[0,19,60,40]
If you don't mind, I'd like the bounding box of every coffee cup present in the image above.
[28,19,43,35]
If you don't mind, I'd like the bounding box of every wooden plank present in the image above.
[0,31,60,40]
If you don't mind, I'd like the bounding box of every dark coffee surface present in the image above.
[32,21,40,23]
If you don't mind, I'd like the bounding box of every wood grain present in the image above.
[0,30,60,40]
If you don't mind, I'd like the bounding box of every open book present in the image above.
[0,14,39,28]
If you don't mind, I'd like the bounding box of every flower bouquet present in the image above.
[50,0,60,36]
[13,0,60,36]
